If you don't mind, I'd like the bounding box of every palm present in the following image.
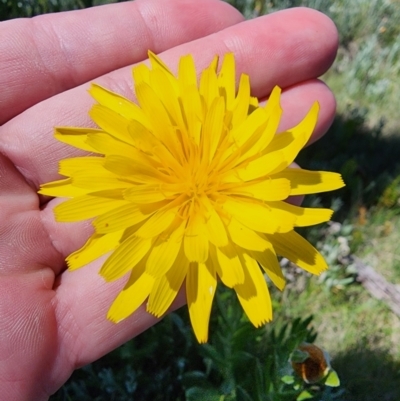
[0,1,338,400]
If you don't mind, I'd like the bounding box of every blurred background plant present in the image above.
[0,0,120,18]
[2,0,400,400]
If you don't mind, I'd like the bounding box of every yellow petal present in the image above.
[235,150,285,181]
[218,53,235,110]
[127,119,160,153]
[102,154,141,176]
[89,83,148,126]
[71,169,131,191]
[85,132,136,158]
[250,248,286,291]
[259,86,282,151]
[201,96,225,162]
[149,68,184,130]
[234,252,272,326]
[54,194,128,222]
[226,178,291,201]
[93,203,156,234]
[135,82,180,156]
[89,104,134,144]
[145,220,185,277]
[133,62,151,86]
[135,207,177,238]
[231,92,282,164]
[103,154,165,183]
[99,235,152,281]
[39,178,89,197]
[54,127,103,153]
[266,102,319,174]
[187,261,217,343]
[222,197,295,234]
[212,243,244,288]
[147,247,189,317]
[218,111,267,170]
[180,86,202,146]
[135,82,170,125]
[199,58,219,110]
[107,261,154,323]
[230,107,268,149]
[123,185,175,203]
[184,213,209,263]
[274,169,345,195]
[178,54,197,91]
[268,201,333,227]
[151,142,187,177]
[249,96,258,108]
[266,231,328,275]
[148,51,175,77]
[205,205,228,248]
[227,218,270,251]
[66,230,123,270]
[231,73,251,127]
[237,102,282,165]
[59,156,104,177]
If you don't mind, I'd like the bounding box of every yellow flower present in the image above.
[40,52,344,343]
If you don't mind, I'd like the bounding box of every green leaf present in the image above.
[291,349,309,363]
[182,371,211,388]
[325,370,340,387]
[296,390,314,400]
[236,386,253,401]
[281,375,295,384]
[185,386,222,401]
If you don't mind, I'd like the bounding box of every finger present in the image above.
[0,0,243,124]
[277,79,336,143]
[0,7,338,190]
[0,153,64,274]
[0,270,59,401]
[40,198,94,266]
[152,7,338,97]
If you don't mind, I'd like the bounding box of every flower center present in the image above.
[185,171,210,199]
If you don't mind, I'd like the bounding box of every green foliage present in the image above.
[332,347,400,401]
[51,289,340,401]
[225,0,400,132]
[52,311,195,401]
[0,0,122,20]
[226,0,400,46]
[316,222,357,292]
[379,175,400,209]
[182,290,318,401]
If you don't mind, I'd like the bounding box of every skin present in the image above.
[0,0,338,399]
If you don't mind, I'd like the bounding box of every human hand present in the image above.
[0,1,338,399]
